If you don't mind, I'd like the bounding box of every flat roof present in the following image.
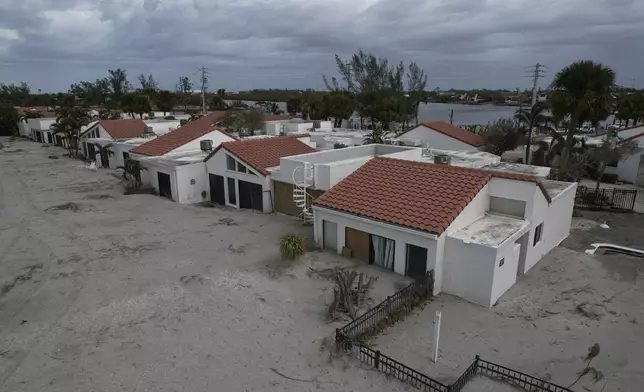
[483,162,551,178]
[139,150,208,166]
[541,180,575,199]
[449,213,530,247]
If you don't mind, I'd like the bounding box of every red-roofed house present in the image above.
[311,157,577,307]
[397,121,486,151]
[79,119,149,166]
[16,107,58,142]
[204,136,317,212]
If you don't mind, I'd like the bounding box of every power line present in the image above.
[525,63,545,108]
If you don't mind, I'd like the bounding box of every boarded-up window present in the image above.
[345,227,370,263]
[489,196,526,218]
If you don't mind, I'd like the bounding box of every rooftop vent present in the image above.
[200,139,213,152]
[142,126,155,137]
[434,154,451,165]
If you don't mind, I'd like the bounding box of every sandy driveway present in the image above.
[0,138,416,392]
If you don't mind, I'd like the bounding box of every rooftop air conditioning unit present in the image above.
[200,139,213,152]
[434,154,451,165]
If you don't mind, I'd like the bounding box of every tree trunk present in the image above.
[561,115,578,168]
[524,123,533,164]
[595,162,606,191]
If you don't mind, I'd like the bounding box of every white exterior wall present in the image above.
[284,122,313,133]
[614,151,642,184]
[141,163,179,202]
[205,149,273,212]
[167,130,235,155]
[490,238,522,304]
[265,123,281,135]
[403,125,478,151]
[146,121,180,135]
[110,143,138,169]
[313,207,439,278]
[175,163,209,204]
[443,237,497,306]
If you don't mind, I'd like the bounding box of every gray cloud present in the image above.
[0,0,643,91]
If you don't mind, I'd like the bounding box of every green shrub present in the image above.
[280,234,306,260]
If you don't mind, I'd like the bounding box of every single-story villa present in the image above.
[395,121,486,151]
[204,135,317,212]
[80,119,149,166]
[312,157,576,307]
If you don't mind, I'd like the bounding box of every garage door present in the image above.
[238,180,263,211]
[345,227,370,263]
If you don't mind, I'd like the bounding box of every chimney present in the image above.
[434,154,451,165]
[200,139,213,152]
[142,126,155,137]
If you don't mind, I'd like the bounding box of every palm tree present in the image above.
[20,111,44,123]
[93,143,114,167]
[549,60,615,167]
[514,103,553,163]
[364,124,388,144]
[223,108,264,137]
[52,106,90,157]
[117,159,147,189]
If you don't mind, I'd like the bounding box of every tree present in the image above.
[20,110,44,123]
[549,61,615,167]
[117,159,147,190]
[255,101,281,115]
[0,82,30,106]
[0,104,20,136]
[107,69,132,101]
[222,108,265,137]
[588,137,638,190]
[364,124,388,144]
[406,62,428,124]
[92,143,114,165]
[52,105,90,157]
[286,96,302,116]
[514,103,553,163]
[324,91,355,127]
[175,76,193,111]
[133,95,151,119]
[138,74,158,93]
[156,90,176,115]
[69,79,110,106]
[119,93,136,118]
[480,118,522,156]
[616,93,644,126]
[187,111,203,122]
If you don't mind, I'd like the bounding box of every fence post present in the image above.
[335,328,341,352]
[374,350,381,369]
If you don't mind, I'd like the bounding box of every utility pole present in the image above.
[199,66,210,114]
[527,63,545,108]
[346,61,353,92]
[449,109,454,124]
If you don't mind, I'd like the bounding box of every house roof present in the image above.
[130,111,231,156]
[16,106,56,118]
[313,157,550,235]
[401,121,486,147]
[206,135,316,175]
[89,119,147,139]
[263,114,295,121]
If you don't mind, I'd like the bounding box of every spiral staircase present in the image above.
[292,163,314,224]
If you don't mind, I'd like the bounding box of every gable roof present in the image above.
[401,121,485,147]
[130,111,231,156]
[313,157,550,235]
[90,119,147,139]
[206,135,316,175]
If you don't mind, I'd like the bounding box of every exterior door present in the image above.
[87,143,96,159]
[637,155,644,186]
[100,151,110,168]
[323,220,338,251]
[47,133,53,144]
[35,132,42,142]
[238,180,263,211]
[405,244,428,279]
[209,174,226,204]
[345,227,370,262]
[158,172,172,200]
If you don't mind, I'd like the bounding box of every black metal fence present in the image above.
[335,271,574,392]
[575,186,637,211]
[339,271,434,340]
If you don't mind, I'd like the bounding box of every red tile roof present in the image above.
[401,121,485,147]
[94,119,147,139]
[314,157,550,235]
[130,111,230,156]
[206,135,316,175]
[15,107,56,118]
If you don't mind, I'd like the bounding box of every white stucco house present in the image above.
[17,108,57,142]
[79,119,149,166]
[203,135,317,212]
[127,111,237,203]
[395,121,486,151]
[312,157,576,307]
[587,125,644,185]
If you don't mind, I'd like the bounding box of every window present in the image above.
[499,258,505,267]
[123,152,130,161]
[237,161,247,173]
[226,154,236,170]
[533,223,543,246]
[227,177,236,205]
[607,159,619,168]
[248,170,257,176]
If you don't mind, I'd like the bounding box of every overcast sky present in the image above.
[1,0,643,92]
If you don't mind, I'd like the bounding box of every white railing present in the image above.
[292,163,314,224]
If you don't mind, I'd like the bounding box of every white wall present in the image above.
[313,207,438,281]
[110,143,138,169]
[490,241,521,304]
[141,163,179,202]
[146,121,180,135]
[443,237,497,306]
[175,163,209,204]
[168,130,235,155]
[403,125,478,151]
[615,151,642,184]
[206,149,273,212]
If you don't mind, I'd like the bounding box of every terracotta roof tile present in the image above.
[95,119,147,139]
[401,121,485,147]
[130,111,230,156]
[314,157,550,235]
[208,136,316,175]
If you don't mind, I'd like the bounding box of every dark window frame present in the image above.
[533,223,544,246]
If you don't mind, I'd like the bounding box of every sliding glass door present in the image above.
[371,234,395,271]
